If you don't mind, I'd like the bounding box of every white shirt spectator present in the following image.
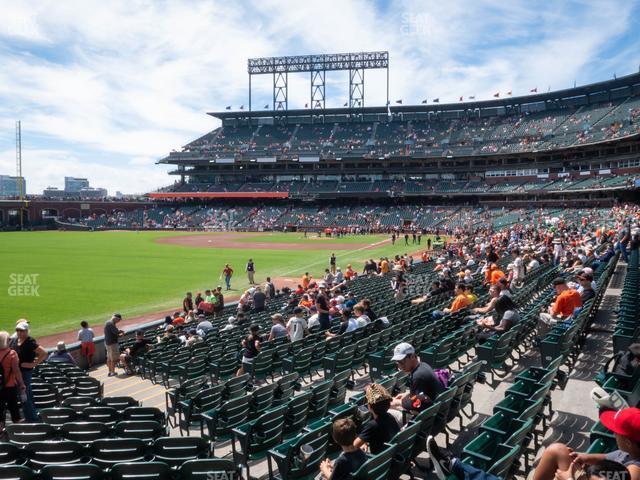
[307,314,320,330]
[287,315,308,341]
[355,314,370,328]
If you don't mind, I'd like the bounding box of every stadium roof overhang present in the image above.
[208,71,640,120]
[147,192,289,199]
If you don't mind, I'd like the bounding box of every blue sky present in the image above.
[0,0,639,194]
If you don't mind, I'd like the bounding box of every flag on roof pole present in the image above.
[264,104,269,109]
[395,99,402,104]
[239,105,244,110]
[225,106,231,110]
[493,92,500,98]
[421,99,427,104]
[459,96,463,102]
[469,95,475,100]
[530,87,537,93]
[507,91,512,96]
[432,98,439,103]
[304,103,308,108]
[343,102,348,107]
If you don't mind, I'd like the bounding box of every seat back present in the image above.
[153,437,209,468]
[61,396,98,412]
[26,440,86,469]
[0,465,34,480]
[38,407,78,428]
[284,391,312,435]
[486,444,520,477]
[91,438,147,468]
[101,397,140,413]
[273,372,300,406]
[249,383,277,418]
[114,421,164,442]
[389,421,421,479]
[82,406,120,425]
[122,407,166,426]
[6,423,56,446]
[60,422,110,443]
[352,444,397,480]
[40,464,103,480]
[110,462,172,480]
[0,442,22,466]
[307,380,333,419]
[178,459,240,480]
[268,420,331,480]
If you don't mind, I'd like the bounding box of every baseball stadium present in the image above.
[2,6,640,480]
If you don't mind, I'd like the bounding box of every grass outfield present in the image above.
[3,231,433,337]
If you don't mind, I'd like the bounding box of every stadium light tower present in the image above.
[247,51,389,111]
[16,120,25,229]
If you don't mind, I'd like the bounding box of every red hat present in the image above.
[599,407,640,442]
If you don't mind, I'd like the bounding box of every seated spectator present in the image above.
[353,305,370,328]
[390,342,444,408]
[497,277,513,298]
[345,292,357,309]
[196,316,213,336]
[307,306,320,331]
[578,271,596,302]
[319,418,368,480]
[538,277,582,339]
[236,324,262,376]
[360,298,377,321]
[427,436,632,480]
[47,342,76,364]
[432,283,473,320]
[298,294,313,310]
[287,307,308,342]
[531,407,640,480]
[354,384,400,454]
[171,311,185,326]
[476,295,520,343]
[326,309,357,338]
[157,324,177,343]
[120,330,152,375]
[268,313,288,341]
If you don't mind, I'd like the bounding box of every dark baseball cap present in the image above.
[401,393,432,412]
[113,313,122,319]
[552,277,567,286]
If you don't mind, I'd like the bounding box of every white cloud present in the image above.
[0,0,638,193]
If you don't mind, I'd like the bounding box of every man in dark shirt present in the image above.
[246,259,256,284]
[119,330,152,375]
[104,313,124,377]
[182,292,194,313]
[390,342,444,408]
[213,286,224,318]
[315,285,331,330]
[354,384,400,454]
[11,321,47,421]
[252,287,267,312]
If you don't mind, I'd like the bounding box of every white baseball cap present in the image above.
[391,342,415,361]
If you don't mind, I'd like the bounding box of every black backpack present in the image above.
[596,344,640,385]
